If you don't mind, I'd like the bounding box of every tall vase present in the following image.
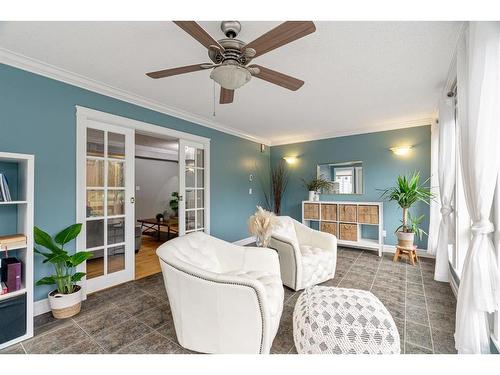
[308,191,315,201]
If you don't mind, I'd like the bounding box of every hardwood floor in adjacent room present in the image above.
[86,236,165,281]
[134,236,163,280]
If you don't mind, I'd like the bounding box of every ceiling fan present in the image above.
[146,21,316,104]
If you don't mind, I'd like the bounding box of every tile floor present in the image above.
[1,247,457,354]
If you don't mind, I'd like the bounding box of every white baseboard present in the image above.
[233,236,255,246]
[382,244,434,258]
[34,298,50,316]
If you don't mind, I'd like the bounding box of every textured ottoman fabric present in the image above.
[293,286,401,354]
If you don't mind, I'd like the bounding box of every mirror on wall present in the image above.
[317,161,363,195]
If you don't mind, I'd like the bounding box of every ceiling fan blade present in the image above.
[146,64,211,79]
[174,21,223,50]
[248,65,304,91]
[245,21,316,58]
[220,87,234,104]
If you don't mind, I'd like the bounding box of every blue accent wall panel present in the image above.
[270,125,431,250]
[0,63,269,301]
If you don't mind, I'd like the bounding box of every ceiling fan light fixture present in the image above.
[210,65,251,90]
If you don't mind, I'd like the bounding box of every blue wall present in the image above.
[270,125,431,249]
[0,64,269,301]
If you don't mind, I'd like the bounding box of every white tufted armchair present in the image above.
[270,216,337,291]
[156,232,284,354]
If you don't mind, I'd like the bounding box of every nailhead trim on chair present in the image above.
[160,259,267,354]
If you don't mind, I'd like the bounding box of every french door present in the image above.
[77,120,135,293]
[178,139,208,235]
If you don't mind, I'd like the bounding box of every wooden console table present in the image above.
[137,218,178,241]
[302,200,384,256]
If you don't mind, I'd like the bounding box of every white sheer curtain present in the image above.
[455,21,500,354]
[427,120,441,257]
[431,99,456,282]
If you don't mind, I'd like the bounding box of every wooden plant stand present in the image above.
[393,245,418,265]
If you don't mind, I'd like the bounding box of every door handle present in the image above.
[130,197,135,204]
[178,195,183,202]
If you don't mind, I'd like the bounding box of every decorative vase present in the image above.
[396,231,415,248]
[48,285,82,319]
[308,191,315,201]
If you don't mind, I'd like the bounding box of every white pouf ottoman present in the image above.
[293,286,401,354]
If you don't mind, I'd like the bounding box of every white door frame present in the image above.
[76,106,211,297]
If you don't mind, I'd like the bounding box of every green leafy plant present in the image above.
[301,176,334,193]
[169,192,179,216]
[395,211,428,240]
[34,224,92,294]
[379,171,433,233]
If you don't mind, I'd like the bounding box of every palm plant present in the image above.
[379,171,433,234]
[396,211,428,239]
[34,224,93,294]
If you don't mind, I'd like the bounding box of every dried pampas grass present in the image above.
[248,206,280,247]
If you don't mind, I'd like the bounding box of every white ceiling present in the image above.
[0,21,461,145]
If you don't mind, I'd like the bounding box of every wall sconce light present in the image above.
[390,146,412,156]
[283,156,298,164]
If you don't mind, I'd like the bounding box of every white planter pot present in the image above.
[396,231,415,248]
[308,191,315,201]
[48,286,82,319]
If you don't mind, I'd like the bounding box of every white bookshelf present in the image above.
[302,200,384,256]
[0,152,34,349]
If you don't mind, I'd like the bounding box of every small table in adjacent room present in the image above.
[137,218,179,241]
[393,245,418,265]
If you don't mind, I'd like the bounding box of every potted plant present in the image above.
[34,224,92,319]
[302,177,334,201]
[396,211,428,245]
[380,172,433,248]
[169,192,179,218]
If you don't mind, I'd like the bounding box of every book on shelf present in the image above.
[0,173,12,202]
[0,234,27,251]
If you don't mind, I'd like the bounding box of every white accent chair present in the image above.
[156,232,284,354]
[270,216,337,291]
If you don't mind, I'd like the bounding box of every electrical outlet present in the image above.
[249,174,253,182]
[136,186,140,191]
[249,188,252,195]
[383,230,387,237]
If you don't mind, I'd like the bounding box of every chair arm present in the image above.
[294,221,337,251]
[242,247,281,276]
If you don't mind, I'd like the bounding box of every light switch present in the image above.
[249,174,253,182]
[136,186,141,191]
[249,188,252,195]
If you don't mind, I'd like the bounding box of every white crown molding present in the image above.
[271,118,434,146]
[0,47,272,146]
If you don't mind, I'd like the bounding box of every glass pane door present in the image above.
[82,123,134,292]
[179,140,206,235]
